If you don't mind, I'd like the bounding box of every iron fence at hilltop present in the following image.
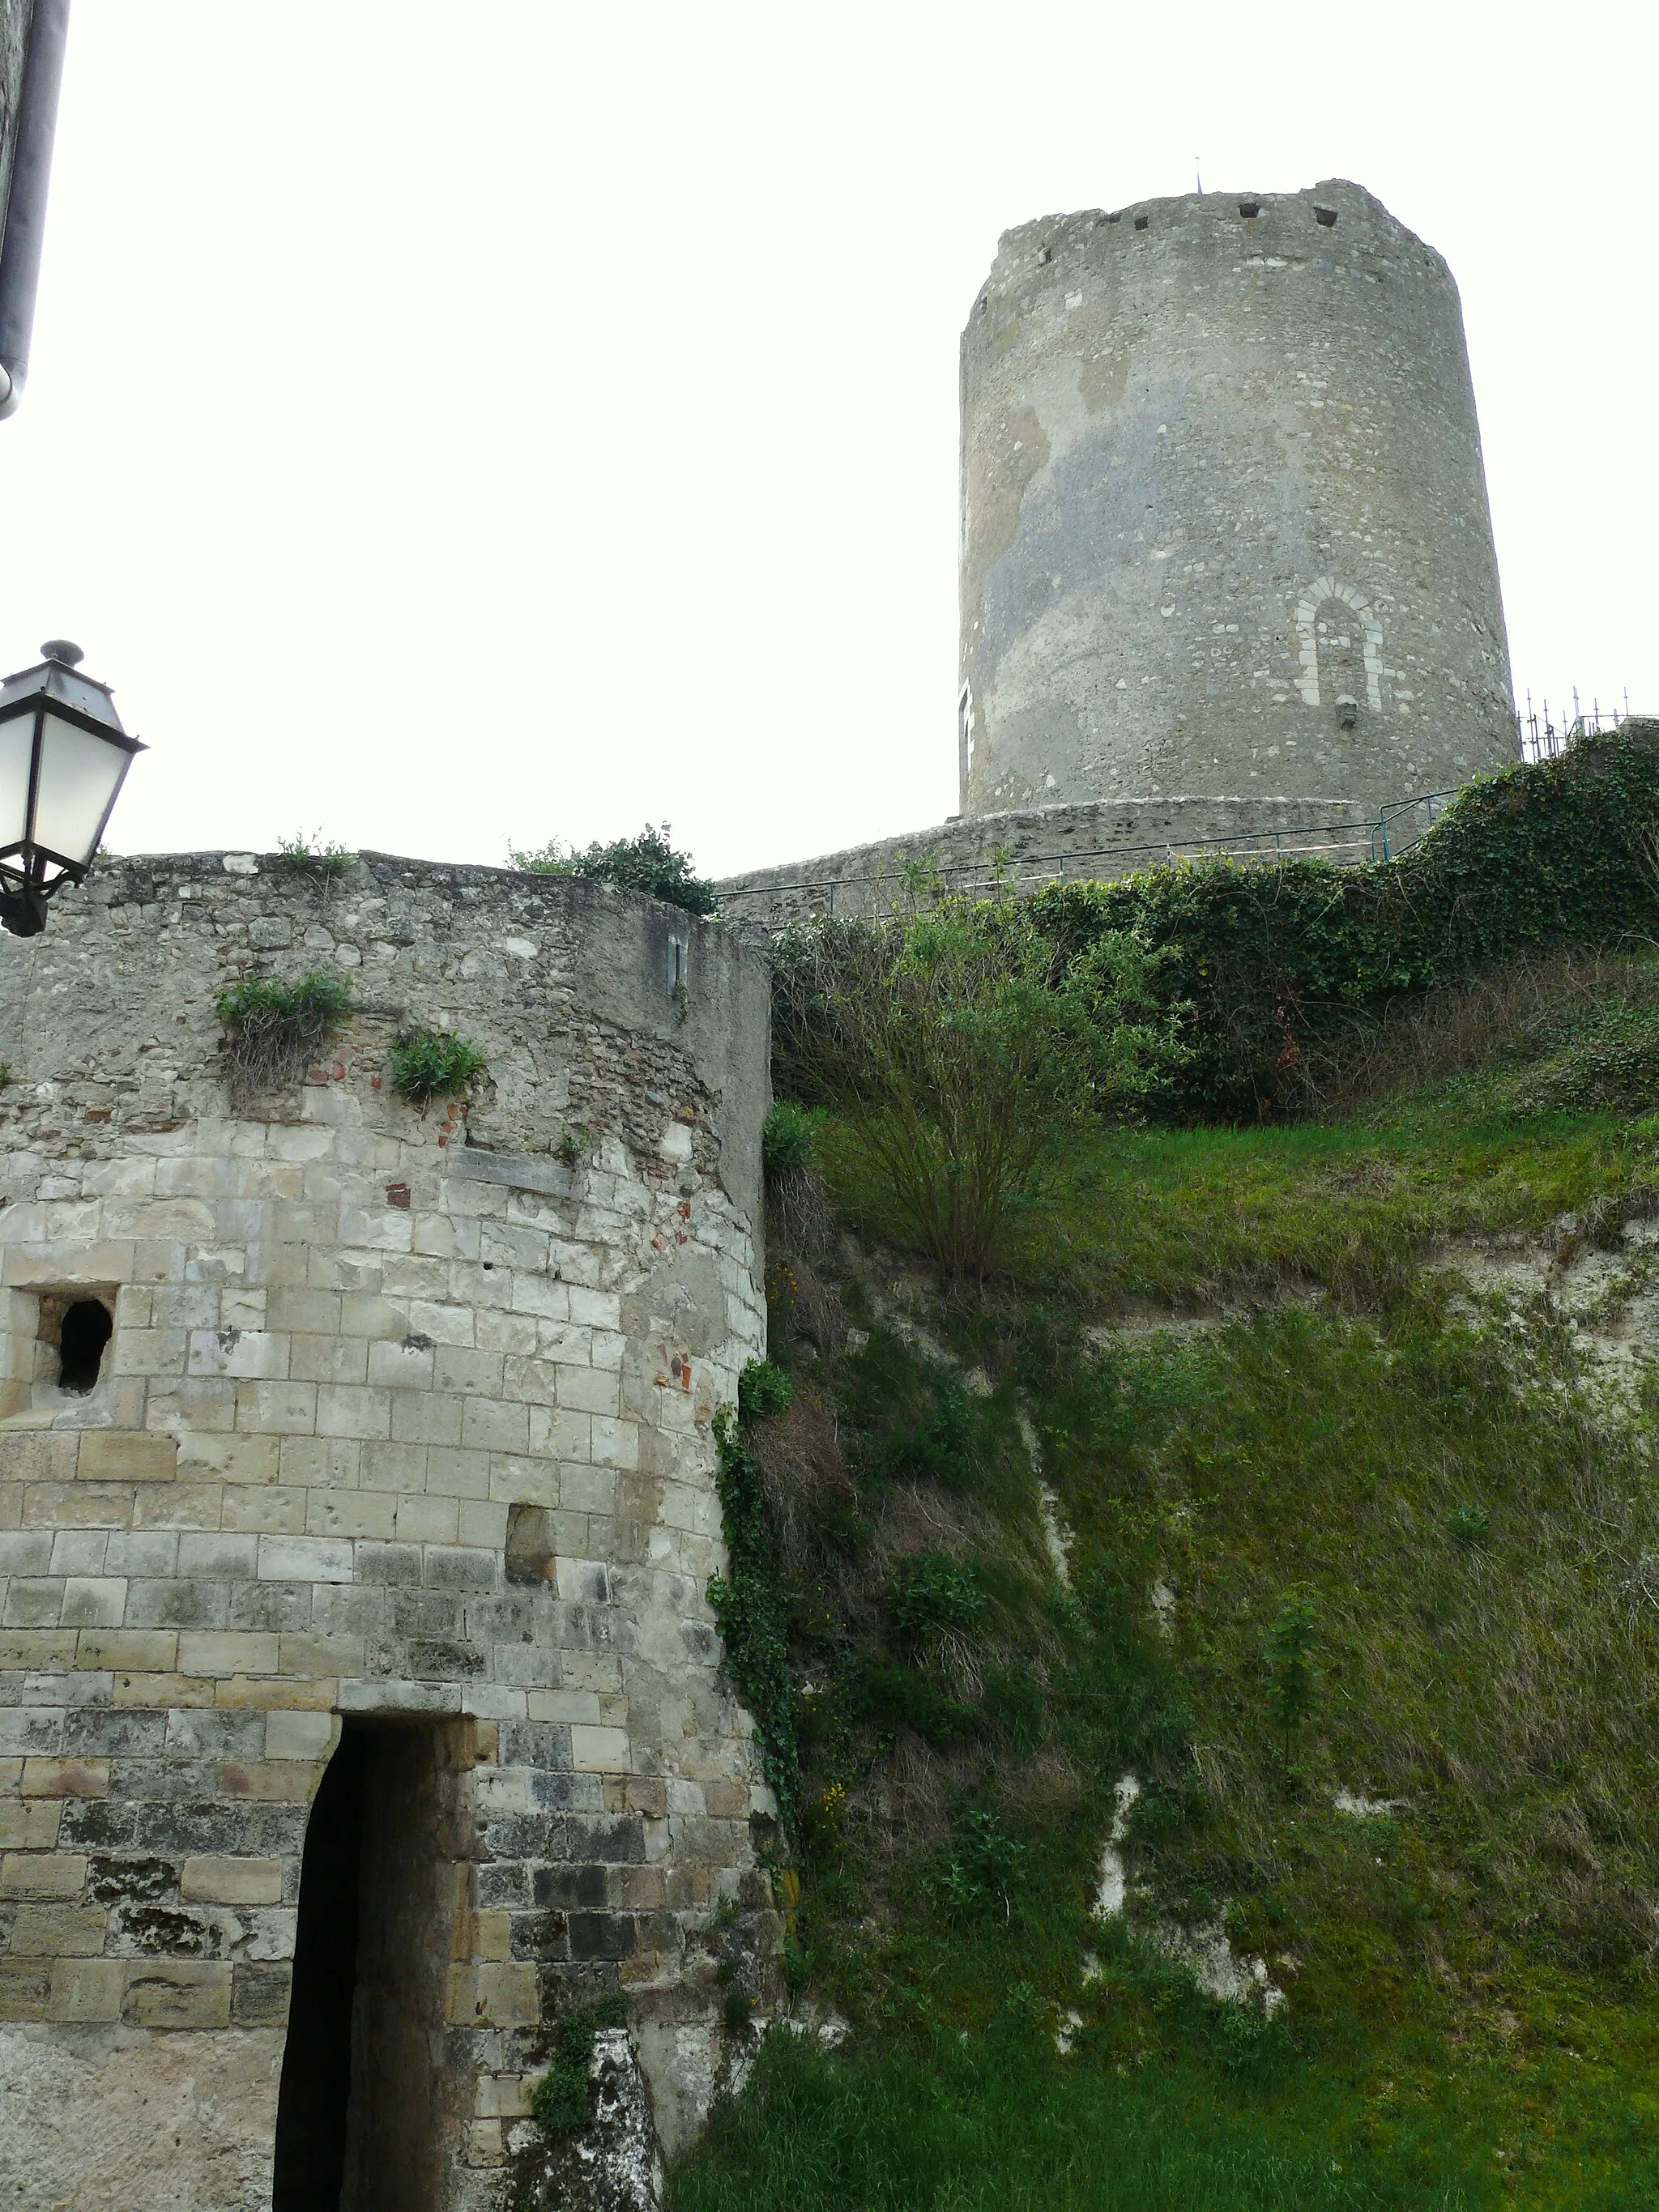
[1517,689,1630,763]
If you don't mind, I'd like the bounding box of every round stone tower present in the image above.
[958,178,1515,816]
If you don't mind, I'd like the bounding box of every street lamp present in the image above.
[0,641,145,936]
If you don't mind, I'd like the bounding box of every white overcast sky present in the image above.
[2,1,1654,878]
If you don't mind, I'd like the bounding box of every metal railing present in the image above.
[1373,790,1457,861]
[1517,688,1630,763]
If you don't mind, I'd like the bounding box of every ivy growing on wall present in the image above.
[529,1994,630,2137]
[707,1360,799,1834]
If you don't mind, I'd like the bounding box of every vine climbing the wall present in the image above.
[707,1359,799,1834]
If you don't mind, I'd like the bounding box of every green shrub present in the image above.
[387,1028,488,1105]
[529,1995,629,2135]
[889,1553,985,1644]
[1020,723,1659,1120]
[510,822,717,917]
[763,1099,825,1178]
[1262,1583,1321,1772]
[215,970,353,1033]
[215,970,353,1096]
[923,1806,1027,1920]
[1505,997,1659,1115]
[738,1357,793,1421]
[775,905,1184,1276]
[1448,1502,1491,1548]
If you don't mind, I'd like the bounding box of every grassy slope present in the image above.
[674,1025,1659,2210]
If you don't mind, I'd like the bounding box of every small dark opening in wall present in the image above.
[273,1725,366,2211]
[1314,204,1338,227]
[505,1502,556,1585]
[1133,215,1149,230]
[58,1300,113,1393]
[1239,200,1260,218]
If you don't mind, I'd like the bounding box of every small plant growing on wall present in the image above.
[529,1996,629,2136]
[215,970,353,1098]
[554,1123,594,1168]
[387,1026,488,1106]
[510,823,718,917]
[271,829,357,881]
[737,1356,793,1421]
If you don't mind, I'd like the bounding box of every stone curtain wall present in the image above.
[959,178,1516,816]
[0,851,774,2211]
[717,792,1380,928]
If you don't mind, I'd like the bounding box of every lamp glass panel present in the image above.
[31,713,128,866]
[0,715,34,850]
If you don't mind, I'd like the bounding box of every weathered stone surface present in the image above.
[504,2026,663,2211]
[0,2021,284,2209]
[0,852,781,2207]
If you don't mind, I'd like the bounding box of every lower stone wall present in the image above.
[0,851,775,2211]
[716,791,1438,927]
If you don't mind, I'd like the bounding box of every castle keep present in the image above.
[0,853,775,2210]
[959,179,1513,812]
[723,177,1516,921]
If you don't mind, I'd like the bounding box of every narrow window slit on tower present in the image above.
[58,1299,112,1392]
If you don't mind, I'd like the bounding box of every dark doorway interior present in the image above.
[58,1297,112,1392]
[273,1718,470,2212]
[273,1724,368,2211]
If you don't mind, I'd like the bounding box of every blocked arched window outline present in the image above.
[1294,579,1383,714]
